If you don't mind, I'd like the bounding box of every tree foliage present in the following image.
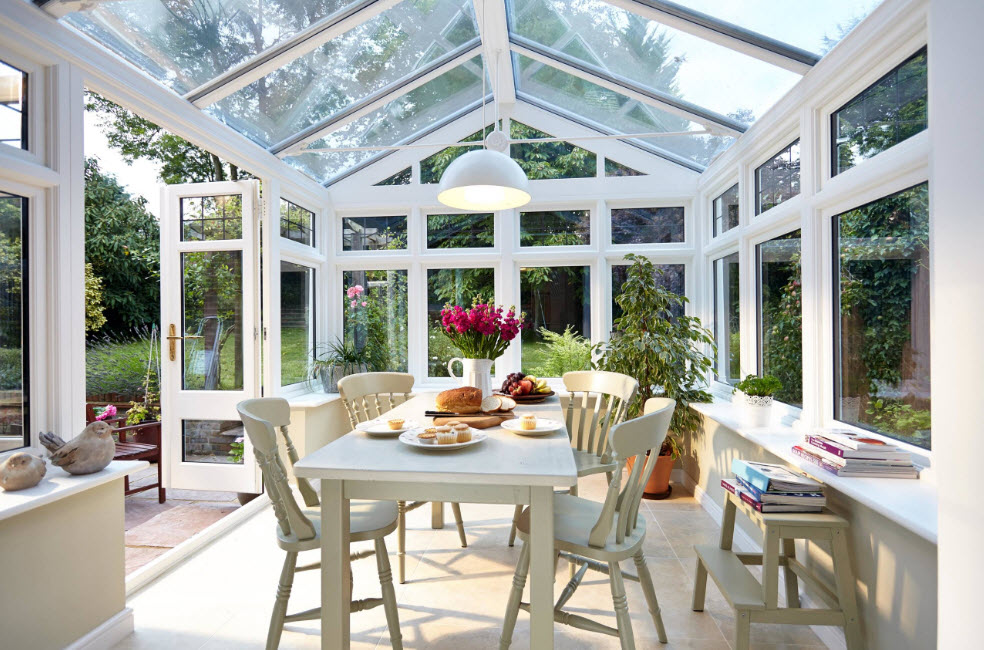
[84,263,108,333]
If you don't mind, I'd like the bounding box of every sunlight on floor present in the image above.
[115,474,826,649]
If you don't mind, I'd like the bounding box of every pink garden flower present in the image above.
[439,300,528,359]
[95,404,117,421]
[361,301,368,307]
[350,300,357,308]
[346,285,364,299]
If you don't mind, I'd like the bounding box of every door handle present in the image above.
[167,324,204,361]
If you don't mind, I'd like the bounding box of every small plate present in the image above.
[357,419,419,437]
[500,418,563,436]
[399,430,487,450]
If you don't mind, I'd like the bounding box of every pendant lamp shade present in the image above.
[437,149,531,211]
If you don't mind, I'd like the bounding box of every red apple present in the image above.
[519,379,534,394]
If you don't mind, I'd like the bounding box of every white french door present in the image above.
[160,180,262,493]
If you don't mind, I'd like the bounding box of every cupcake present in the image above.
[454,423,472,443]
[435,425,452,434]
[519,414,537,430]
[387,418,406,430]
[445,420,462,427]
[436,429,458,445]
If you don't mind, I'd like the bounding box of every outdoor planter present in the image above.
[319,363,368,394]
[626,453,675,499]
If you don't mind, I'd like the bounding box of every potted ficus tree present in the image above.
[599,254,715,498]
[733,374,783,427]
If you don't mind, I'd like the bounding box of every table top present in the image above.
[294,392,578,487]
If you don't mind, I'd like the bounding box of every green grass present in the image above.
[521,340,553,376]
[87,337,155,399]
[280,327,311,387]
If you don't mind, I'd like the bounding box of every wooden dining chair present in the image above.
[338,372,468,584]
[499,397,676,650]
[508,370,638,548]
[237,398,403,650]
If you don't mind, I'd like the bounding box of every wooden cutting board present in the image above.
[432,412,516,429]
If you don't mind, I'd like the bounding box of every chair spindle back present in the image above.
[338,372,415,427]
[563,371,639,462]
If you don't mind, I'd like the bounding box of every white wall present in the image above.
[930,1,984,647]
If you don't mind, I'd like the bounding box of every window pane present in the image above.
[834,183,930,448]
[611,207,684,244]
[182,419,245,464]
[180,195,243,241]
[0,191,28,452]
[426,268,495,377]
[757,230,802,406]
[755,141,800,215]
[712,183,739,237]
[520,210,590,247]
[427,213,494,249]
[510,121,595,179]
[343,269,408,372]
[375,167,412,186]
[520,266,591,376]
[342,215,407,251]
[181,251,243,391]
[279,199,315,247]
[0,60,28,150]
[833,48,927,176]
[281,262,315,387]
[420,125,491,184]
[605,159,644,177]
[612,264,684,327]
[713,252,740,384]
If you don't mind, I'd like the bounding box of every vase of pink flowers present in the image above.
[440,301,527,398]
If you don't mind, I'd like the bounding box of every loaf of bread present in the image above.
[435,386,483,414]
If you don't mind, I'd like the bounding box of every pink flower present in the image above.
[95,404,117,421]
[350,300,357,308]
[361,301,367,307]
[346,285,364,298]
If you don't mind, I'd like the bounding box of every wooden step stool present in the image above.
[691,490,862,650]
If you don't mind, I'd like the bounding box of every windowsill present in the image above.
[691,399,938,545]
[286,390,340,409]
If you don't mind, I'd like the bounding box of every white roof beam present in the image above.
[605,0,818,74]
[473,0,515,106]
[183,0,403,108]
[272,39,483,156]
[510,35,746,137]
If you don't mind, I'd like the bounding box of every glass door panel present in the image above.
[181,251,244,391]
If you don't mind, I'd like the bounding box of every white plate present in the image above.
[500,418,563,436]
[398,430,487,450]
[357,419,420,437]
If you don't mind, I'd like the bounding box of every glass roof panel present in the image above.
[205,0,478,148]
[510,0,801,125]
[63,0,359,95]
[515,54,731,167]
[671,0,884,55]
[285,57,486,183]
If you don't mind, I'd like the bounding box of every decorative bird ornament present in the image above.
[39,421,116,475]
[0,452,47,491]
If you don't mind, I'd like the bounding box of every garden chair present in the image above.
[508,370,638,549]
[499,397,675,650]
[338,372,468,584]
[237,398,402,650]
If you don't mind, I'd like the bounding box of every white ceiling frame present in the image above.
[273,40,482,156]
[182,0,404,108]
[604,0,818,74]
[473,0,515,106]
[510,36,745,138]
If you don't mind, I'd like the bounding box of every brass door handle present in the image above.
[167,324,203,361]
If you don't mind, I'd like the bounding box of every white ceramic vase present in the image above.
[743,394,774,428]
[447,357,495,398]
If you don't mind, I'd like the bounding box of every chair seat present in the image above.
[278,499,398,551]
[516,494,646,561]
[572,449,618,477]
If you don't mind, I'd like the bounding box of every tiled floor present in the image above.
[124,465,241,574]
[116,474,827,649]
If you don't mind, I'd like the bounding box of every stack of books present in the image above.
[793,430,919,479]
[723,459,826,513]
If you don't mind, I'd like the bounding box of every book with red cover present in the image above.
[738,488,823,513]
[793,445,919,478]
[805,434,910,461]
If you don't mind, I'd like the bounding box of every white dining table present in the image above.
[293,392,577,650]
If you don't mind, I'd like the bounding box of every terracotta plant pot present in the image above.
[626,453,675,499]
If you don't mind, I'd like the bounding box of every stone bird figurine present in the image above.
[0,452,47,491]
[39,421,116,475]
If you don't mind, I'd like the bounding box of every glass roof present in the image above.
[55,0,884,183]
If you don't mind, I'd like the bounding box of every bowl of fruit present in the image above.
[496,373,554,402]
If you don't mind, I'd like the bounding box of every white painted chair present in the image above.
[338,372,468,583]
[508,370,638,547]
[237,398,403,650]
[499,397,676,650]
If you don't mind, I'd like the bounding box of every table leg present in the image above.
[529,486,555,649]
[322,479,351,650]
[431,501,444,529]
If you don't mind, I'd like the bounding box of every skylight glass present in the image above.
[63,0,359,94]
[515,54,731,167]
[206,0,478,147]
[671,0,884,56]
[285,57,486,183]
[510,0,801,125]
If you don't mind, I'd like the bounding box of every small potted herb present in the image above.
[733,374,783,427]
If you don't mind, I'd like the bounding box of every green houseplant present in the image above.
[733,374,783,427]
[599,254,715,497]
[311,338,382,394]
